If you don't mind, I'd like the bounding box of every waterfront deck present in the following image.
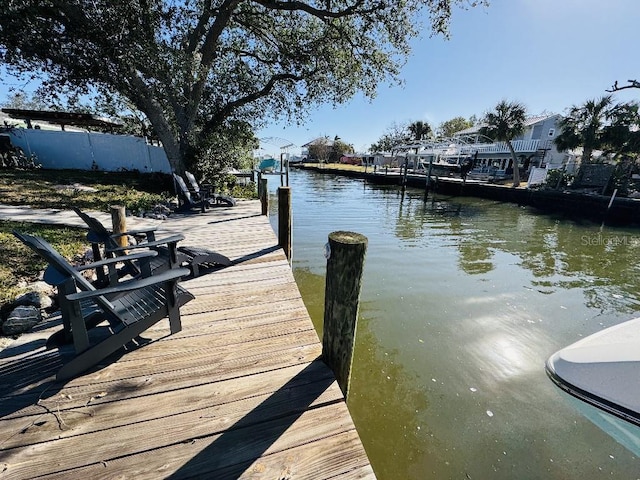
[0,201,375,479]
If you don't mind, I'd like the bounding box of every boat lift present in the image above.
[257,137,296,187]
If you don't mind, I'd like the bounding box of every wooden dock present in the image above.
[0,200,375,479]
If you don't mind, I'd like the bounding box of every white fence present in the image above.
[6,128,171,173]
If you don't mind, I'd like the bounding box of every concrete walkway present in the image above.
[0,203,162,230]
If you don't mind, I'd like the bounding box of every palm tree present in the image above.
[407,121,432,141]
[480,100,527,187]
[554,95,614,164]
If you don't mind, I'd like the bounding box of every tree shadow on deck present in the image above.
[229,245,282,265]
[206,213,263,225]
[0,319,141,419]
[167,359,339,479]
[0,339,65,421]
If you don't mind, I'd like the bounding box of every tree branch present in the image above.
[606,79,640,93]
[187,0,241,132]
[250,0,384,19]
[201,70,316,137]
[186,1,214,55]
[233,48,279,65]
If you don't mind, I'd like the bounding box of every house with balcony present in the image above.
[393,114,576,182]
[451,114,571,174]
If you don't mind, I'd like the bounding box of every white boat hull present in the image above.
[546,317,640,453]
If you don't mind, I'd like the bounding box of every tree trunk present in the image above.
[507,141,520,187]
[129,75,183,173]
[582,147,593,164]
[146,110,183,174]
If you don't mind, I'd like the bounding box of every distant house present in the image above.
[389,114,579,183]
[452,114,572,172]
[301,136,335,162]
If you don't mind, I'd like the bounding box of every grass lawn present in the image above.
[0,169,172,212]
[0,221,88,311]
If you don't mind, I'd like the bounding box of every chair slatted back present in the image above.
[173,173,194,204]
[72,207,118,248]
[184,171,201,194]
[14,231,117,314]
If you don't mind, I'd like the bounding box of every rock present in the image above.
[144,212,167,220]
[29,280,55,297]
[2,305,42,336]
[13,290,53,310]
[154,204,171,215]
[82,247,94,262]
[53,183,98,193]
[80,268,97,283]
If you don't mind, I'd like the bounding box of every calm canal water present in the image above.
[267,169,640,479]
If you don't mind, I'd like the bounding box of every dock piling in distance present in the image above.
[260,178,268,216]
[402,158,409,190]
[424,156,434,202]
[322,231,368,399]
[278,186,292,261]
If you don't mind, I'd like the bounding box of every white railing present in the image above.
[458,139,540,155]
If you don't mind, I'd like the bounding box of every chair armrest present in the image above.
[66,267,191,301]
[110,226,158,238]
[75,250,158,271]
[106,234,185,253]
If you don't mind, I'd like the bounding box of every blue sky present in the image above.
[258,0,640,155]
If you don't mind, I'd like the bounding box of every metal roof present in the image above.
[1,108,123,129]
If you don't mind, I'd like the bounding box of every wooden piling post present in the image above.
[110,205,127,248]
[260,178,269,216]
[285,157,290,187]
[322,231,368,399]
[257,171,263,197]
[278,186,292,261]
[402,157,409,190]
[424,156,434,202]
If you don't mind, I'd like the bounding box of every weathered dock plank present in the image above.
[0,200,374,479]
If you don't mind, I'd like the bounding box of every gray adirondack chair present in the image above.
[185,171,237,207]
[14,231,194,380]
[73,207,231,278]
[73,207,187,284]
[184,170,212,201]
[173,173,209,213]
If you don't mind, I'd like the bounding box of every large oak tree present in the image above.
[0,0,485,174]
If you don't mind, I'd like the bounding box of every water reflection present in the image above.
[270,171,640,479]
[350,312,430,480]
